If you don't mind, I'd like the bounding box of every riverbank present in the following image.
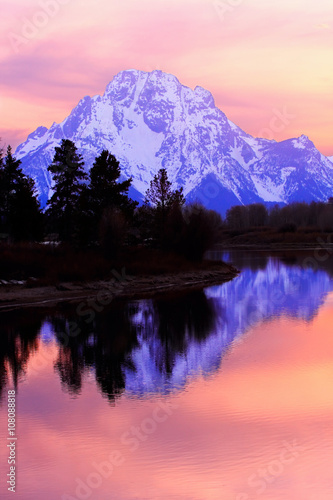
[217,227,333,250]
[0,261,239,311]
[216,243,333,251]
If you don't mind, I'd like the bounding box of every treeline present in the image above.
[0,140,222,261]
[225,200,333,232]
[2,139,332,258]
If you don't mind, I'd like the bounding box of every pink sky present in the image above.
[1,0,332,154]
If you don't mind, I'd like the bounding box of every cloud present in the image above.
[0,128,30,149]
[314,23,331,29]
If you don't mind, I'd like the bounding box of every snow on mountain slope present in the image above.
[250,135,333,204]
[15,69,333,212]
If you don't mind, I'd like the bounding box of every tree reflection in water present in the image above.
[0,310,43,400]
[1,251,332,403]
[50,290,218,401]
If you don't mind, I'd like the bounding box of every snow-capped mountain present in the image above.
[15,69,333,212]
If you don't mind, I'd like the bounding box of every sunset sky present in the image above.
[1,0,332,155]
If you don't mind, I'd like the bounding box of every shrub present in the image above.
[278,223,297,233]
[168,203,224,261]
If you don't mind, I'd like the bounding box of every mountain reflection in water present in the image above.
[0,252,332,402]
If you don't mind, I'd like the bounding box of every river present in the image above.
[0,251,332,499]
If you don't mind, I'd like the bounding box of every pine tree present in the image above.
[88,150,137,217]
[0,145,42,241]
[0,145,24,220]
[145,168,185,211]
[79,150,137,244]
[0,146,5,237]
[47,139,87,241]
[144,168,185,246]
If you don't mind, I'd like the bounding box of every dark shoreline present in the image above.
[0,262,239,312]
[213,243,333,251]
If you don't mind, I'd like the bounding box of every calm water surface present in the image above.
[1,251,333,499]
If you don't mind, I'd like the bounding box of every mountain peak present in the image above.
[291,134,315,150]
[15,70,333,213]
